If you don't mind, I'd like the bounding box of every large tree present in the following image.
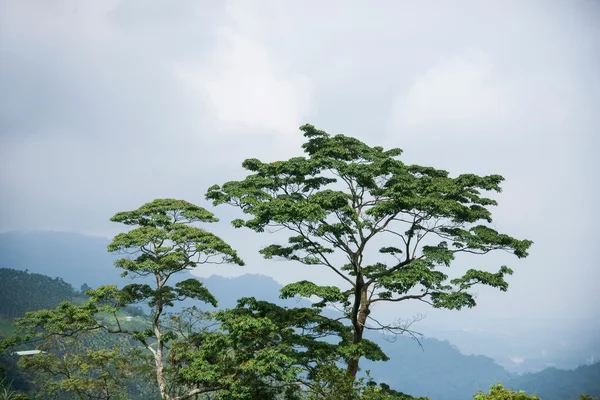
[207,124,533,377]
[4,199,401,399]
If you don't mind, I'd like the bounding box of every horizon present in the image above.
[1,0,599,387]
[1,229,599,376]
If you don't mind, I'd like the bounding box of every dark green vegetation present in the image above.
[0,269,75,325]
[0,268,155,399]
[0,126,597,399]
[207,124,532,377]
[2,268,598,399]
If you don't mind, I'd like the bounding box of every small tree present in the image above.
[473,383,540,399]
[103,199,245,399]
[207,124,533,377]
[17,335,150,400]
[2,199,245,400]
[79,283,92,296]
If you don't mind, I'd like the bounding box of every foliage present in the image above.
[168,299,350,399]
[361,381,430,400]
[3,226,598,400]
[170,304,305,399]
[17,335,154,400]
[2,199,247,400]
[104,198,245,400]
[2,305,159,399]
[300,368,429,400]
[0,268,75,319]
[207,124,533,376]
[0,377,29,400]
[0,354,32,398]
[474,383,540,399]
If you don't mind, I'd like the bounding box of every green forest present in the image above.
[1,126,598,400]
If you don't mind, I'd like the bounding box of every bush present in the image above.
[474,383,540,399]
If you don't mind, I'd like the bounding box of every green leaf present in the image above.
[207,124,533,380]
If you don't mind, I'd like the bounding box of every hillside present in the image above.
[0,268,74,319]
[505,363,600,400]
[0,231,122,288]
[0,231,598,399]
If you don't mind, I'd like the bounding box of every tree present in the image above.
[2,199,245,400]
[102,198,245,399]
[2,304,158,400]
[17,333,152,400]
[167,298,360,399]
[79,283,92,295]
[166,298,429,400]
[474,383,540,399]
[207,124,533,378]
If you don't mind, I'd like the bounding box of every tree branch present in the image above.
[370,290,431,304]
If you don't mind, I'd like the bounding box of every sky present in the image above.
[1,0,599,363]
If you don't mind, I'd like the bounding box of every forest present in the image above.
[1,126,598,400]
[0,269,74,320]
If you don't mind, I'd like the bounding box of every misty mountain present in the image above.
[507,363,600,400]
[0,231,122,289]
[1,231,598,399]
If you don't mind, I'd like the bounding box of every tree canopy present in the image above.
[207,124,533,376]
[0,125,548,399]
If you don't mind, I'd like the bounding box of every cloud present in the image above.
[391,49,510,131]
[0,0,599,356]
[0,0,119,43]
[174,1,312,137]
[510,357,525,365]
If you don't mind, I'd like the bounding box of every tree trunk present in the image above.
[347,284,370,378]
[155,343,169,400]
[154,276,170,400]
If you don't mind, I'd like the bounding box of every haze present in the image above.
[1,0,598,370]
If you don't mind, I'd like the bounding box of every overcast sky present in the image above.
[1,0,599,351]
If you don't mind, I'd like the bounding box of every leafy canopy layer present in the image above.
[207,124,533,376]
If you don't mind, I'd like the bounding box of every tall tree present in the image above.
[207,124,533,378]
[104,198,245,399]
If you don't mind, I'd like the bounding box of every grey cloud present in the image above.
[0,0,598,347]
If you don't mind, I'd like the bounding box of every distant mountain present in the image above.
[1,231,598,399]
[505,363,600,400]
[363,336,513,399]
[0,230,301,310]
[433,325,600,375]
[0,268,75,319]
[0,231,121,289]
[195,273,306,309]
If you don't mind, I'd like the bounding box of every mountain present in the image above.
[0,268,75,320]
[505,363,600,400]
[425,322,600,374]
[0,231,121,289]
[1,231,598,399]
